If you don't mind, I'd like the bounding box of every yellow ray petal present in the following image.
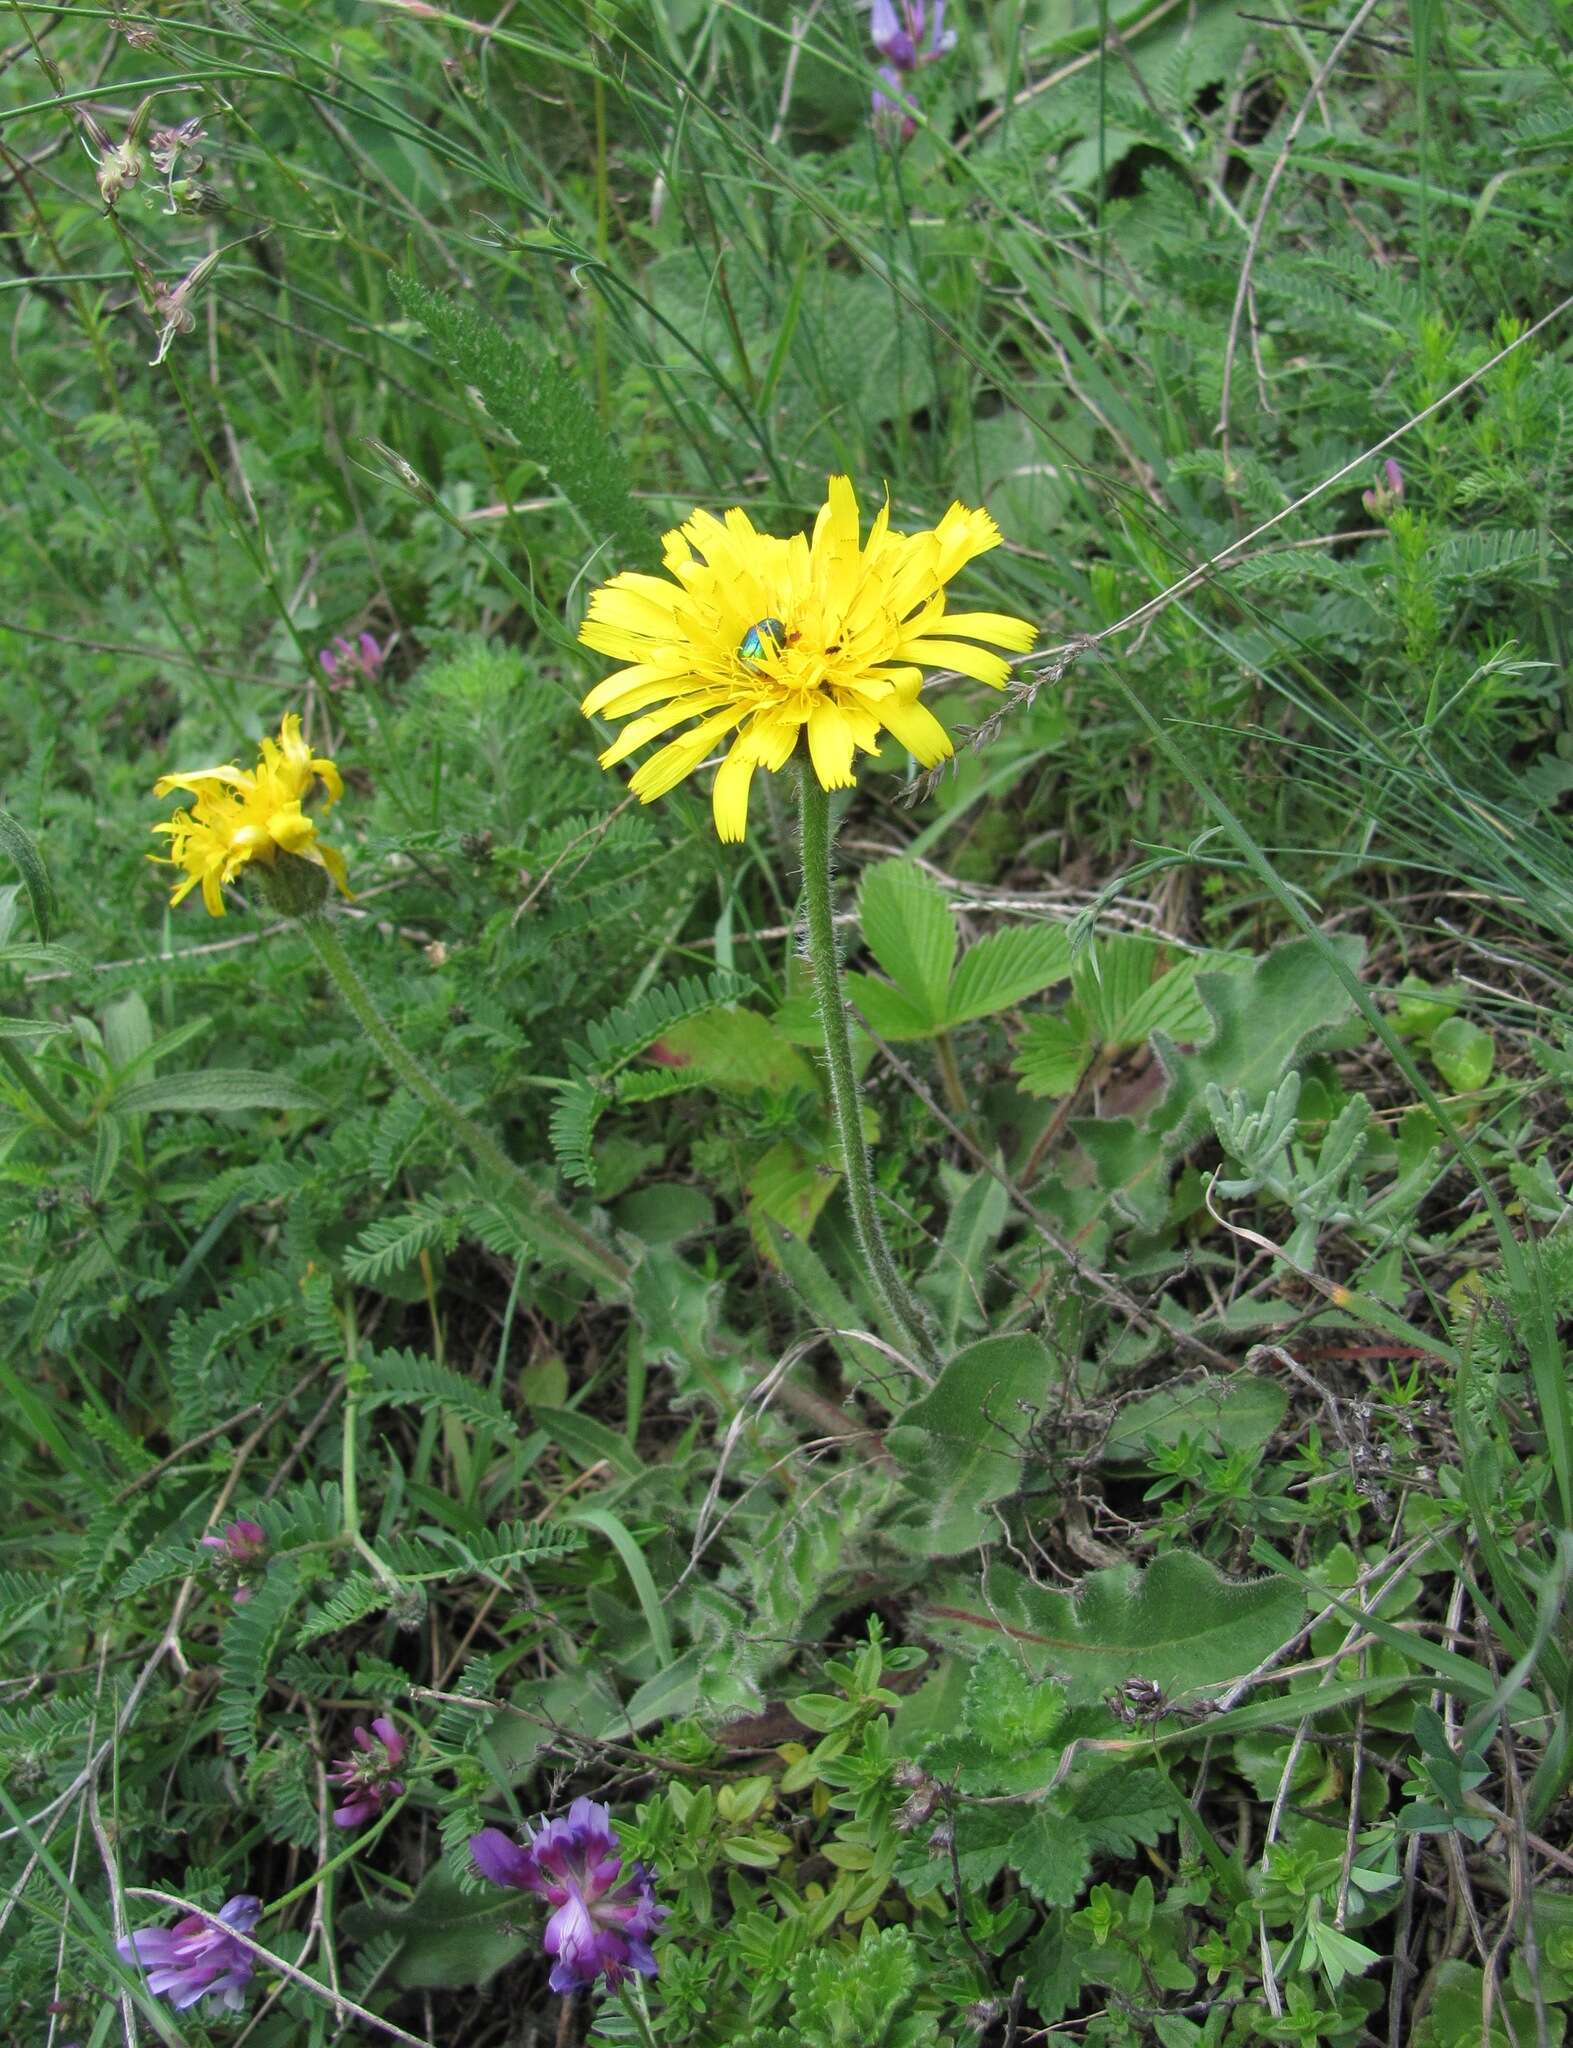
[905,608,1037,651]
[807,696,856,790]
[711,742,756,844]
[628,707,748,803]
[878,685,954,768]
[581,662,686,717]
[900,637,1014,688]
[598,691,736,769]
[315,841,353,899]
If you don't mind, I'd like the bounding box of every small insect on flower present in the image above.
[151,713,351,917]
[578,476,1036,842]
[328,1717,408,1828]
[738,617,791,664]
[471,1797,667,1994]
[117,1895,261,2013]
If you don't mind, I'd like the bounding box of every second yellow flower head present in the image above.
[151,713,351,917]
[578,476,1036,842]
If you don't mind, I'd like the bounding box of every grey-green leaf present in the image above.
[886,1334,1057,1554]
[0,809,56,943]
[110,1070,330,1116]
[923,1552,1305,1702]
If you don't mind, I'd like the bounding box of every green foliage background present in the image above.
[2,2,1572,2045]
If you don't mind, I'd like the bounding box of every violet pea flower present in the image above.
[319,631,386,687]
[116,1894,261,2013]
[471,1796,667,1994]
[198,1518,266,1605]
[328,1716,408,1828]
[1362,456,1405,520]
[872,65,918,144]
[871,0,956,70]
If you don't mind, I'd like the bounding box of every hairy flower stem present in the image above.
[798,769,940,1370]
[299,914,629,1297]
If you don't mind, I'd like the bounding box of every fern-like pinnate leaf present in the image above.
[379,1519,585,1582]
[217,1563,305,1759]
[574,969,756,1079]
[552,969,756,1183]
[117,1543,207,1601]
[343,1197,458,1285]
[392,273,651,564]
[549,1079,603,1189]
[365,1348,515,1435]
[296,1573,394,1645]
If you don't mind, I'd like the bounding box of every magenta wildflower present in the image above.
[116,1894,261,2013]
[198,1517,266,1605]
[470,1797,667,1994]
[319,631,386,688]
[328,1716,408,1828]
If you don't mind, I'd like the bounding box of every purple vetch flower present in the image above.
[328,1716,408,1828]
[871,0,957,70]
[470,1797,668,1994]
[198,1517,266,1605]
[869,1,955,141]
[116,1894,261,2013]
[319,631,386,688]
[872,64,918,144]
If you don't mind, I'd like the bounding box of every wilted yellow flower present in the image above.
[579,476,1036,842]
[151,713,351,916]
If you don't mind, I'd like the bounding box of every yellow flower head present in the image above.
[578,476,1036,842]
[151,713,352,917]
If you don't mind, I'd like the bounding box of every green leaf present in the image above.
[1012,1009,1092,1098]
[0,809,56,942]
[886,1335,1057,1555]
[1006,1810,1094,1907]
[923,1552,1306,1703]
[844,972,938,1041]
[963,1645,1068,1756]
[1071,1114,1171,1235]
[661,1005,814,1094]
[1152,935,1365,1151]
[345,1862,531,1991]
[365,1348,514,1435]
[1071,1765,1176,1855]
[944,924,1071,1026]
[857,860,956,1030]
[1102,1375,1289,1459]
[920,1165,1010,1348]
[532,1405,645,1482]
[109,1070,329,1117]
[0,1015,66,1040]
[1430,1015,1495,1091]
[217,1563,304,1759]
[1076,937,1231,1048]
[569,1504,675,1669]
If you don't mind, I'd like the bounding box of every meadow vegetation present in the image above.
[2,2,1573,2044]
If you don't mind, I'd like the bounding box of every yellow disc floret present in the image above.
[578,476,1036,842]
